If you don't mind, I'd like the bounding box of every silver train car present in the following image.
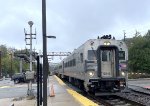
[55,35,128,93]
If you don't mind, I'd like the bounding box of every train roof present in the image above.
[62,35,127,61]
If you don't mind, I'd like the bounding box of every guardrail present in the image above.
[128,72,146,75]
[128,72,150,79]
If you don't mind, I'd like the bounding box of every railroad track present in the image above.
[61,78,150,106]
[115,86,150,106]
[85,92,142,106]
[74,86,150,105]
[84,86,150,106]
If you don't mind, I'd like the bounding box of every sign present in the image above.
[26,71,35,80]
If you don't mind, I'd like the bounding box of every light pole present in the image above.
[42,0,47,105]
[42,0,57,105]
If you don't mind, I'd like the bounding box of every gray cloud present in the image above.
[1,0,150,58]
[46,0,150,52]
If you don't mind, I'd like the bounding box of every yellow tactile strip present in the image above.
[54,75,99,106]
[0,86,11,88]
[67,89,99,106]
[54,75,66,85]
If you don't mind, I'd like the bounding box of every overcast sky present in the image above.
[1,0,150,61]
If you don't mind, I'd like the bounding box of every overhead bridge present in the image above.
[39,52,71,56]
[47,52,71,56]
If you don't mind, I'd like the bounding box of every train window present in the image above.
[65,63,67,67]
[70,60,72,67]
[72,59,74,66]
[67,62,69,67]
[102,50,107,61]
[68,61,70,67]
[64,63,66,67]
[102,50,112,61]
[73,59,76,66]
[119,51,125,60]
[74,59,76,66]
[80,53,83,63]
[88,50,96,60]
[59,65,62,69]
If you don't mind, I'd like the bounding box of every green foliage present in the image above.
[127,30,150,74]
[0,45,8,57]
[0,45,29,76]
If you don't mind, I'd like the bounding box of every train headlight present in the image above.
[106,42,111,45]
[121,72,125,76]
[104,42,107,45]
[88,71,94,77]
[104,41,111,45]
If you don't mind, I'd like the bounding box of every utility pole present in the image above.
[10,53,13,77]
[24,21,36,96]
[42,0,48,105]
[20,58,23,73]
[123,30,126,41]
[123,30,128,88]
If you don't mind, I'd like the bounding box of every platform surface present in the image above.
[48,75,99,106]
[47,76,82,106]
[0,75,99,106]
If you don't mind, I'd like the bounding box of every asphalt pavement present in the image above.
[0,78,37,99]
[0,78,14,87]
[128,78,150,88]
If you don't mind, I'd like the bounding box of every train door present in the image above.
[97,46,119,78]
[101,49,115,78]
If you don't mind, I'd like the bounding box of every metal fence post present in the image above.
[37,56,40,106]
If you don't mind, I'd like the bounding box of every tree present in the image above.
[0,45,30,77]
[128,30,150,73]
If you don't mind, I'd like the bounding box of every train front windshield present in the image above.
[88,50,97,60]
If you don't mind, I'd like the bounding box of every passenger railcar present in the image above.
[55,35,128,94]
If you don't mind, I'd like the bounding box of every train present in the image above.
[54,35,128,94]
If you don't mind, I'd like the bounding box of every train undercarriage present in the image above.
[57,73,126,95]
[87,78,126,93]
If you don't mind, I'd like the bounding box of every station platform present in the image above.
[0,75,99,106]
[48,75,99,106]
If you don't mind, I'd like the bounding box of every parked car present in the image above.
[11,73,26,84]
